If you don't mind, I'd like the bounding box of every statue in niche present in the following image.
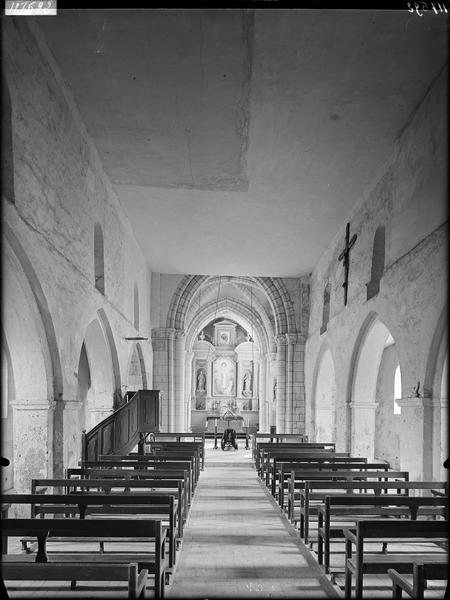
[196,368,206,395]
[242,369,252,397]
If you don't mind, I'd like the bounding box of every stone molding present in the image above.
[349,402,378,409]
[63,399,82,410]
[285,333,299,345]
[10,400,56,410]
[275,334,288,346]
[396,396,440,409]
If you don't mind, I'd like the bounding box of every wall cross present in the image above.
[338,222,357,306]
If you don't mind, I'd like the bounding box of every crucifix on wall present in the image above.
[338,222,357,306]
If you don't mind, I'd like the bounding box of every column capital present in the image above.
[175,329,186,340]
[285,333,299,345]
[395,396,435,409]
[63,399,82,411]
[275,334,288,346]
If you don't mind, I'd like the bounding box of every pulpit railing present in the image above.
[81,390,161,462]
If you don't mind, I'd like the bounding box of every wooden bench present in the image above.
[343,519,448,599]
[144,440,205,472]
[80,458,197,492]
[68,467,191,517]
[288,470,410,524]
[251,433,308,460]
[254,442,337,473]
[274,459,384,507]
[151,433,206,470]
[388,562,448,599]
[317,494,448,574]
[33,478,185,539]
[260,450,349,484]
[1,518,169,598]
[2,492,178,570]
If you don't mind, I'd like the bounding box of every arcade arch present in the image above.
[312,347,337,443]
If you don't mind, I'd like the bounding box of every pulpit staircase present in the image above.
[81,390,161,461]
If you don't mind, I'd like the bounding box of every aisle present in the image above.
[168,441,339,598]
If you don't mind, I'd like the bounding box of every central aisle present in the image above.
[168,441,339,598]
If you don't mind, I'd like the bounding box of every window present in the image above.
[320,283,331,334]
[367,226,385,300]
[394,364,402,414]
[94,223,105,294]
[134,283,139,330]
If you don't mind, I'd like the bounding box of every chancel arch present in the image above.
[312,346,337,443]
[348,312,396,460]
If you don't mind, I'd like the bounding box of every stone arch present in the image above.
[2,226,63,490]
[366,225,385,300]
[97,308,122,409]
[1,331,15,491]
[2,74,15,203]
[185,297,272,354]
[311,345,337,443]
[133,283,139,330]
[347,311,396,458]
[76,342,91,435]
[94,222,105,295]
[126,342,148,392]
[82,315,118,428]
[320,282,331,334]
[167,275,296,336]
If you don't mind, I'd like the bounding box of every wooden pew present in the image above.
[255,442,337,473]
[83,457,198,493]
[274,459,383,506]
[68,467,191,516]
[1,518,169,598]
[251,433,308,460]
[260,450,348,484]
[145,439,205,471]
[343,519,448,599]
[288,470,410,524]
[152,433,205,470]
[388,562,448,599]
[317,494,448,574]
[34,478,186,538]
[2,492,178,571]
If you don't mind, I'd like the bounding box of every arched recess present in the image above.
[76,342,91,435]
[97,308,122,409]
[134,283,139,330]
[94,223,105,295]
[348,312,395,459]
[366,226,385,300]
[424,305,448,479]
[126,342,148,392]
[81,317,117,429]
[312,347,337,442]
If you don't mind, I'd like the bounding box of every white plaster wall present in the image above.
[305,68,447,475]
[2,19,154,478]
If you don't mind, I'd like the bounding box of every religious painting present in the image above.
[213,357,235,396]
[218,330,230,345]
[195,396,206,410]
[195,361,207,396]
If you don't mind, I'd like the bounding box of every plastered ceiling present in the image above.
[38,9,447,277]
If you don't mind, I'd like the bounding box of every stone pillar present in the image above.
[10,400,54,494]
[439,398,448,480]
[174,330,186,432]
[167,328,176,432]
[151,328,170,432]
[285,334,297,434]
[275,335,287,434]
[350,402,378,459]
[63,399,83,469]
[185,351,194,432]
[396,396,437,481]
[259,358,266,432]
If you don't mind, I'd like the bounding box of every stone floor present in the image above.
[168,441,339,599]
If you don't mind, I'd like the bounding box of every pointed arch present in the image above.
[311,343,337,442]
